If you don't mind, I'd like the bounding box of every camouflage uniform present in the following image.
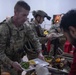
[30,21,48,44]
[29,21,48,55]
[49,24,66,56]
[0,17,42,75]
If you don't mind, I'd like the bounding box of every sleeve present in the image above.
[0,24,13,65]
[24,23,42,52]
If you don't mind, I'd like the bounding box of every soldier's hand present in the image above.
[12,62,23,72]
[38,52,45,60]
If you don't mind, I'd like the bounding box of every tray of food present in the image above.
[20,58,49,72]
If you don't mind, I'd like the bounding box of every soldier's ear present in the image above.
[69,26,76,38]
[14,10,19,16]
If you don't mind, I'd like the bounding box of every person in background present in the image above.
[0,1,44,75]
[29,10,56,55]
[60,9,76,75]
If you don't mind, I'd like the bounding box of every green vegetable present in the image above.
[21,62,29,69]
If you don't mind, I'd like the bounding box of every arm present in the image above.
[0,24,13,65]
[30,23,49,44]
[0,23,23,72]
[24,23,44,60]
[24,23,42,52]
[33,25,49,44]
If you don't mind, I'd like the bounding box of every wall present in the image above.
[0,0,76,29]
[0,0,17,21]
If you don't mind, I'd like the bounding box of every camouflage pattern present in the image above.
[50,24,66,51]
[29,21,50,55]
[0,17,42,74]
[49,24,66,56]
[30,21,48,44]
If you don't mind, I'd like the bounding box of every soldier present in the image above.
[0,1,44,75]
[29,10,57,55]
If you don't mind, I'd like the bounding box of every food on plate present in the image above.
[28,60,36,65]
[59,62,64,68]
[55,58,61,63]
[45,56,52,63]
[61,58,65,62]
[45,58,52,63]
[52,57,66,69]
[21,62,29,69]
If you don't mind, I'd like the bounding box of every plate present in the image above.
[21,58,49,72]
[33,58,49,66]
[22,66,35,72]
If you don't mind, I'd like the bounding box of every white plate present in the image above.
[22,66,35,72]
[33,58,49,66]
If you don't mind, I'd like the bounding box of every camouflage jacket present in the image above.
[29,21,48,44]
[0,17,42,65]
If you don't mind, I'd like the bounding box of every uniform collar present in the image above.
[8,17,24,31]
[32,20,40,27]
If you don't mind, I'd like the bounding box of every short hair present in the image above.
[60,9,76,31]
[14,0,30,12]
